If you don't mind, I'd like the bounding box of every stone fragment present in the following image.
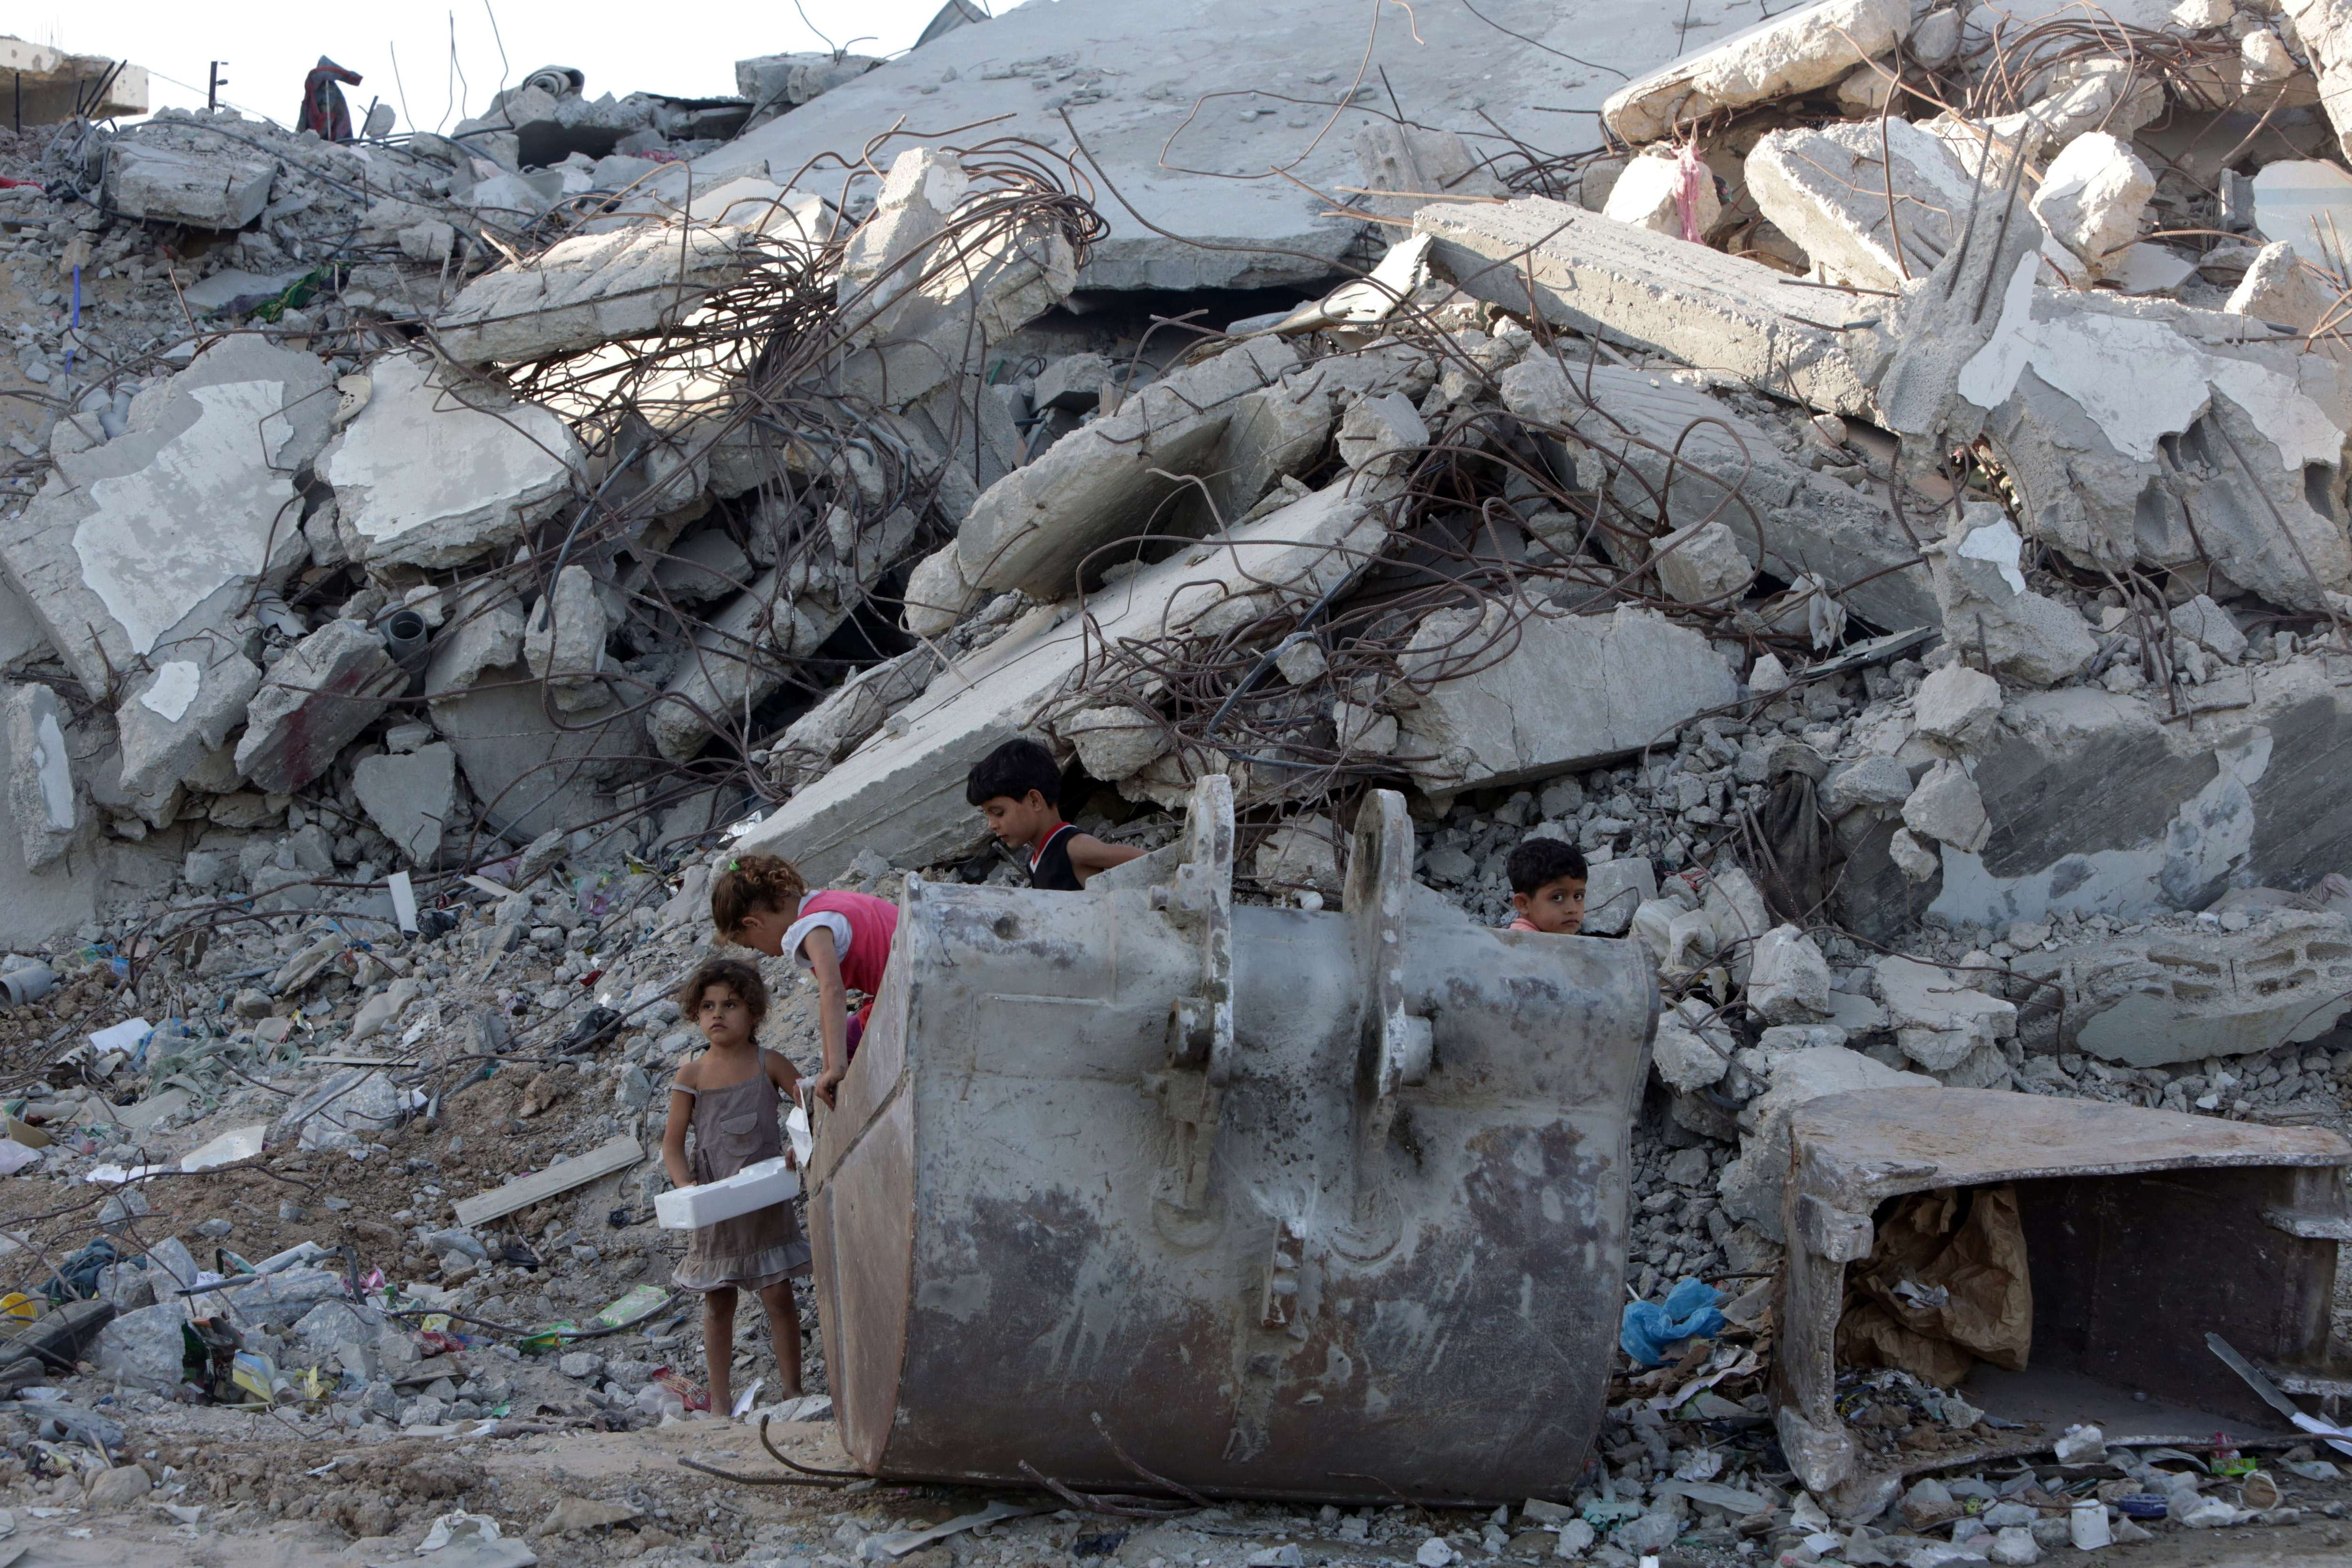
[1253,816,1341,896]
[116,650,262,800]
[234,621,405,795]
[91,1300,189,1389]
[2284,0,2352,160]
[1652,519,1751,605]
[1602,0,1915,144]
[1747,924,1833,1023]
[1422,197,1875,419]
[2225,241,2328,334]
[1054,705,1170,783]
[353,744,459,865]
[2169,594,2246,662]
[320,353,582,571]
[1395,604,1735,796]
[1034,353,1115,413]
[522,565,610,711]
[0,684,74,871]
[1825,755,1912,816]
[104,141,272,228]
[1902,759,1990,853]
[1653,1002,1731,1092]
[1718,1046,1936,1238]
[1335,392,1429,474]
[424,581,530,697]
[1583,857,1656,936]
[1876,955,2016,1071]
[737,50,879,112]
[2031,133,2153,281]
[0,337,331,696]
[1912,663,2002,746]
[84,1464,152,1510]
[1929,508,2097,688]
[1497,357,1931,630]
[1746,118,1987,291]
[1602,150,1719,239]
[1888,827,1939,883]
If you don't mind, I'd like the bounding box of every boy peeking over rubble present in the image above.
[710,854,897,1107]
[1506,838,1588,935]
[661,956,809,1412]
[966,737,1145,890]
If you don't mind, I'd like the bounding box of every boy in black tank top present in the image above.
[967,738,1145,891]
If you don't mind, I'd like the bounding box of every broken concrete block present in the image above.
[840,147,969,316]
[319,354,582,571]
[436,216,771,365]
[234,620,405,795]
[1876,955,2016,1072]
[522,565,610,712]
[104,141,272,229]
[1746,118,1987,292]
[1496,358,1931,632]
[1335,391,1428,474]
[424,581,529,698]
[91,1299,188,1389]
[1351,123,1505,221]
[737,50,880,111]
[2225,241,2328,334]
[0,684,74,872]
[1747,924,1833,1024]
[1901,758,1990,853]
[1253,816,1341,896]
[1930,508,2096,688]
[650,531,754,606]
[2015,909,2352,1066]
[116,650,262,800]
[736,482,1394,883]
[431,667,642,844]
[1603,0,1915,145]
[767,646,946,793]
[1394,603,1738,795]
[2031,133,2152,281]
[1421,197,1875,418]
[1034,353,1114,413]
[2169,594,2246,662]
[1718,1045,1935,1239]
[1583,857,1656,937]
[1601,150,1719,239]
[2284,0,2352,160]
[1652,519,1752,606]
[1653,1003,1730,1091]
[1054,704,1170,782]
[953,337,1305,603]
[1825,754,1913,817]
[353,744,458,865]
[0,337,331,697]
[1912,662,2002,747]
[1887,826,1939,883]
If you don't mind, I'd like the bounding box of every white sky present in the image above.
[11,0,1016,129]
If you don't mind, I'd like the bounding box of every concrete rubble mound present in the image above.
[0,0,2351,1559]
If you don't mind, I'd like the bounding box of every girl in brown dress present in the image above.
[660,957,810,1410]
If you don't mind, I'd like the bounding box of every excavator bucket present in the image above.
[803,778,1657,1504]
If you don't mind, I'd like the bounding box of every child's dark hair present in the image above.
[677,956,770,1025]
[710,854,806,939]
[965,736,1061,808]
[1507,836,1588,895]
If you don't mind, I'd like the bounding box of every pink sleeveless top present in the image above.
[797,890,898,997]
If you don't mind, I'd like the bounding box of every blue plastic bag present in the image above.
[1619,1276,1725,1367]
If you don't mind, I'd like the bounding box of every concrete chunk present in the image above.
[1930,508,2096,687]
[736,51,880,111]
[1395,603,1738,795]
[1746,118,1986,291]
[321,354,582,571]
[2030,132,2153,281]
[522,565,610,712]
[1748,924,1833,1024]
[766,646,946,793]
[1582,856,1656,936]
[1351,123,1506,222]
[234,620,405,795]
[1912,663,2003,746]
[431,668,642,844]
[353,743,459,865]
[1422,198,1875,418]
[1,684,75,872]
[1498,358,1932,631]
[104,141,272,229]
[1902,758,1990,854]
[0,337,331,696]
[117,650,262,800]
[1602,150,1719,238]
[1603,0,1915,145]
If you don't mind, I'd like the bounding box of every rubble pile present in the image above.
[0,0,2349,1561]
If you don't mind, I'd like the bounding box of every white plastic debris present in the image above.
[180,1125,266,1173]
[655,1155,801,1229]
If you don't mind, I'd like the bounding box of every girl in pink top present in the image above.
[710,854,899,1106]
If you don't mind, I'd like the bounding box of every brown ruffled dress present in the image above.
[671,1051,811,1292]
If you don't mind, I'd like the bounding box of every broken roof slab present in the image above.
[705,0,1686,294]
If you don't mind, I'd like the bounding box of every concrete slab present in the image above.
[103,140,271,230]
[733,477,1397,883]
[1394,602,1739,795]
[320,354,582,571]
[234,620,405,795]
[429,668,644,845]
[1417,196,1878,418]
[1746,118,1990,291]
[707,0,1685,294]
[116,649,262,800]
[0,336,331,696]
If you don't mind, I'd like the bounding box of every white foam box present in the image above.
[655,1156,802,1230]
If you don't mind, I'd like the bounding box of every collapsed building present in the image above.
[0,0,2350,1560]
